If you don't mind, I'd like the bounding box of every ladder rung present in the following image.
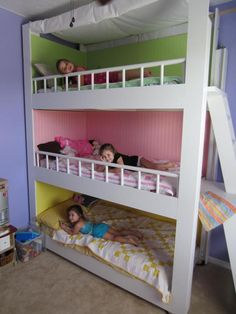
[207,89,236,193]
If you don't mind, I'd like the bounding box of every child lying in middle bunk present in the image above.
[60,204,143,246]
[37,138,178,195]
[99,143,174,172]
[56,59,152,86]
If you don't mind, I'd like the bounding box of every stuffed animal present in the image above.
[55,136,93,157]
[89,139,101,156]
[60,145,77,156]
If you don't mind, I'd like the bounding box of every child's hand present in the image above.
[59,220,73,235]
[95,165,105,172]
[59,220,67,229]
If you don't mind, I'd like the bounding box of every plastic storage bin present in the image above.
[15,227,43,262]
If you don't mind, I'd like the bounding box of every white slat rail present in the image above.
[35,150,178,196]
[32,58,185,94]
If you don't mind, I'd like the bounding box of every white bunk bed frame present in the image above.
[23,1,236,313]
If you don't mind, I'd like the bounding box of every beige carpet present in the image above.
[0,250,235,314]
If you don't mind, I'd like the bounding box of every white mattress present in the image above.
[29,0,189,44]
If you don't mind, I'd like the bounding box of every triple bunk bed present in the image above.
[23,1,236,313]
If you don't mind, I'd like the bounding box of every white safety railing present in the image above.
[35,151,179,195]
[32,58,185,94]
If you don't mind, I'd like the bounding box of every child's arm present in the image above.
[59,220,81,235]
[59,221,73,234]
[109,156,124,173]
[95,164,105,172]
[108,167,121,174]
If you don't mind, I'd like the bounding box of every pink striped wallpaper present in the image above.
[34,110,210,174]
[34,110,87,146]
[87,111,183,161]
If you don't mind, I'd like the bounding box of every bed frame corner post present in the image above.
[22,23,37,224]
[171,0,211,313]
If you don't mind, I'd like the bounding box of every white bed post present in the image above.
[22,24,37,224]
[171,1,211,313]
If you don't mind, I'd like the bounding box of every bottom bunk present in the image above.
[35,181,236,312]
[43,234,173,311]
[37,196,203,311]
[37,199,175,304]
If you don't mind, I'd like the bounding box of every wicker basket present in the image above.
[0,249,14,267]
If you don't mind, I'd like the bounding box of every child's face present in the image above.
[58,60,74,74]
[68,210,80,223]
[101,149,114,163]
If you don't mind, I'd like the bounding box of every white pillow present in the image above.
[34,63,56,88]
[34,63,55,76]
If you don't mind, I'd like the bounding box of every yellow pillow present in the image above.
[37,199,76,230]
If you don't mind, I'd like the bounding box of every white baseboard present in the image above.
[208,256,231,270]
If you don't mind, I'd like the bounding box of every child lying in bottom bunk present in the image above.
[99,143,174,172]
[60,204,143,246]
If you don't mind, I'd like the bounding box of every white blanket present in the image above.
[52,202,175,303]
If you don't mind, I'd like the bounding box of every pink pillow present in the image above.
[55,136,93,157]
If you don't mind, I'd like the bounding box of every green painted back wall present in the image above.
[87,34,187,70]
[31,35,86,76]
[31,33,187,74]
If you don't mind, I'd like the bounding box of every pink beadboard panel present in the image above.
[34,110,87,147]
[34,110,210,175]
[87,111,183,161]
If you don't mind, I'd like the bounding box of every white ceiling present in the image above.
[0,0,232,20]
[0,0,93,20]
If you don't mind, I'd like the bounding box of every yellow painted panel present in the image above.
[36,181,73,215]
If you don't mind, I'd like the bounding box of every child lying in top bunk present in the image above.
[98,143,174,172]
[59,204,143,246]
[56,59,152,86]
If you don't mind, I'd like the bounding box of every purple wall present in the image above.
[209,1,236,262]
[0,8,29,227]
[218,2,236,129]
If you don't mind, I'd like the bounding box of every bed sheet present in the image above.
[37,76,182,93]
[39,156,178,195]
[42,200,175,303]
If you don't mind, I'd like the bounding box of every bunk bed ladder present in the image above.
[207,87,236,194]
[208,87,236,292]
[223,214,236,291]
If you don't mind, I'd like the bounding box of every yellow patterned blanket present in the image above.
[51,201,175,303]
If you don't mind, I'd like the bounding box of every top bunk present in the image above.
[31,59,186,110]
[24,0,202,111]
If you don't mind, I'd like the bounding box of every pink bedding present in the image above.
[54,136,93,157]
[39,155,178,196]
